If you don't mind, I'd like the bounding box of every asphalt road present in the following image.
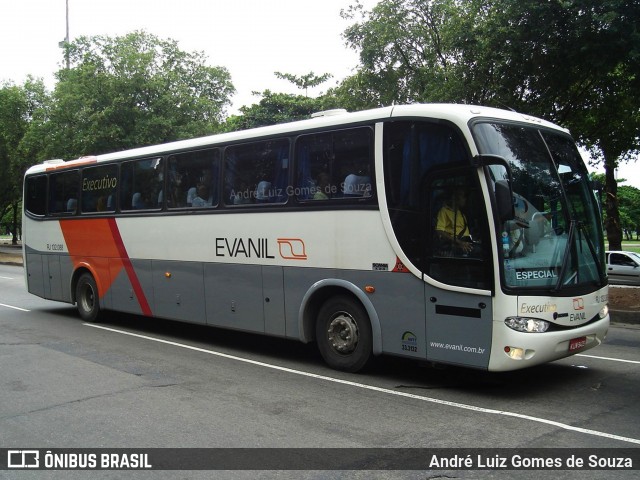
[1,263,639,479]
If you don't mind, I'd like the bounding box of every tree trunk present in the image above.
[11,201,18,246]
[604,154,622,250]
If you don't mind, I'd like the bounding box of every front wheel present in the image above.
[76,272,101,322]
[316,295,372,372]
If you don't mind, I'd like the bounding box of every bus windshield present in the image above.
[473,122,605,291]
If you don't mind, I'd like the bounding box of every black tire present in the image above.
[316,295,373,372]
[75,272,101,322]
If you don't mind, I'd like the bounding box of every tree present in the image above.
[617,185,640,240]
[0,79,45,244]
[590,173,640,243]
[474,0,640,251]
[225,90,342,131]
[43,31,235,159]
[225,71,342,131]
[274,71,333,97]
[0,84,27,222]
[342,0,640,249]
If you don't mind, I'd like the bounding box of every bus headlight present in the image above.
[599,305,609,319]
[505,317,550,333]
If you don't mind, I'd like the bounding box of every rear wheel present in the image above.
[316,295,372,372]
[76,272,100,322]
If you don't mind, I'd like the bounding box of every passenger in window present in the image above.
[233,181,252,205]
[131,192,146,209]
[166,170,184,208]
[435,188,473,255]
[255,181,272,203]
[192,183,212,207]
[96,196,107,212]
[66,198,77,213]
[343,160,371,197]
[132,189,155,209]
[189,169,214,206]
[313,172,331,200]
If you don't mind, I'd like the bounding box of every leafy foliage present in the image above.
[42,31,234,159]
[224,72,340,131]
[274,71,333,96]
[224,91,328,131]
[0,78,48,243]
[341,0,640,249]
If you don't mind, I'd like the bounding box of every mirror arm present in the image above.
[473,154,515,222]
[472,154,514,185]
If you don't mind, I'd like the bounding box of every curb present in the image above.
[609,309,640,326]
[0,260,23,267]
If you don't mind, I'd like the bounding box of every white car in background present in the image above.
[606,251,640,285]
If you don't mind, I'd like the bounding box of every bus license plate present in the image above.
[569,336,587,352]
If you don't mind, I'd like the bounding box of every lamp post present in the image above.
[58,0,70,69]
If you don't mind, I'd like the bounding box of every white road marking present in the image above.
[577,353,640,365]
[84,323,640,446]
[0,302,30,312]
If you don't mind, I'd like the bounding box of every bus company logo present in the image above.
[401,331,418,353]
[573,297,584,310]
[277,238,307,260]
[213,237,307,260]
[8,450,39,468]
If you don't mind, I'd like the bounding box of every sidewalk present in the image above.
[608,309,640,326]
[0,240,23,266]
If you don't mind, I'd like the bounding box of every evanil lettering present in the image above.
[516,269,557,280]
[215,237,275,259]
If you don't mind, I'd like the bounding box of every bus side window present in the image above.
[48,170,79,215]
[25,175,47,216]
[383,121,469,271]
[81,164,117,213]
[120,157,164,212]
[223,139,289,206]
[295,127,373,202]
[427,174,491,289]
[167,149,220,209]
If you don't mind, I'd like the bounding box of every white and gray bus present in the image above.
[22,104,609,372]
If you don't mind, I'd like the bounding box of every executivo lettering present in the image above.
[520,302,557,314]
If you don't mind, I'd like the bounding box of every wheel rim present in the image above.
[79,282,95,313]
[326,311,359,354]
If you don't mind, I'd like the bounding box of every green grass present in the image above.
[612,240,640,253]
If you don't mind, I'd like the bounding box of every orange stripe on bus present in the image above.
[106,218,152,316]
[59,218,152,316]
[45,156,98,171]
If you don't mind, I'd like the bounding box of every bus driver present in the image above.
[435,188,474,256]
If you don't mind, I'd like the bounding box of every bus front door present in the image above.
[425,287,493,369]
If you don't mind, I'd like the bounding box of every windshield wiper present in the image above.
[578,220,605,280]
[554,219,576,292]
[553,220,603,292]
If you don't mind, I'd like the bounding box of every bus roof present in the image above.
[25,103,567,175]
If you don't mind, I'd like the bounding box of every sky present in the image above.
[1,0,375,109]
[1,0,638,188]
[587,158,640,190]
